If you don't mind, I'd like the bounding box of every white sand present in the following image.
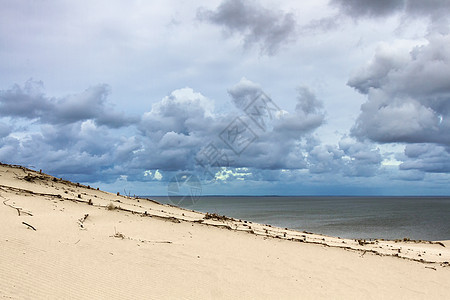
[0,163,449,299]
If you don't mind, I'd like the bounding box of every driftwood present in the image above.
[78,214,89,228]
[2,200,33,216]
[22,222,36,231]
[0,177,446,266]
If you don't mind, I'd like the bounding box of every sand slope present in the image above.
[0,163,449,299]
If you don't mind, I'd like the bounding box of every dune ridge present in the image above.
[0,162,449,299]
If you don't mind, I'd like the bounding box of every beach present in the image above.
[1,163,449,299]
[153,195,450,241]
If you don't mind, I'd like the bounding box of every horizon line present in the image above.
[143,194,450,198]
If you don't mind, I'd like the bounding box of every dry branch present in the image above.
[3,200,33,216]
[22,222,36,231]
[78,214,89,228]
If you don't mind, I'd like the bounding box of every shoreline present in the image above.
[1,162,449,298]
[150,195,450,242]
[1,162,449,263]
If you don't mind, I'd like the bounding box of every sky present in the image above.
[1,0,450,196]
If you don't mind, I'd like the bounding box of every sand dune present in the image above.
[0,163,449,299]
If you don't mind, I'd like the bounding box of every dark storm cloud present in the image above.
[400,143,450,173]
[137,87,218,171]
[136,84,282,171]
[0,122,10,138]
[224,79,326,170]
[137,79,379,178]
[328,0,450,34]
[391,169,425,181]
[0,136,20,163]
[197,0,297,55]
[295,87,323,115]
[0,80,141,182]
[0,80,139,128]
[137,80,328,172]
[12,122,124,177]
[338,137,382,177]
[139,88,216,139]
[0,80,50,119]
[406,0,450,15]
[330,0,404,18]
[347,46,408,94]
[349,34,450,146]
[405,0,450,31]
[227,77,262,110]
[331,0,450,19]
[0,119,145,183]
[0,78,380,184]
[307,143,345,174]
[273,86,324,137]
[228,79,325,134]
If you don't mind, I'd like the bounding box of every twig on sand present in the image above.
[22,222,36,231]
[113,226,125,239]
[78,214,89,228]
[146,240,172,244]
[436,242,446,247]
[3,200,33,216]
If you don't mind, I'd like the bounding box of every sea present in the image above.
[148,196,450,241]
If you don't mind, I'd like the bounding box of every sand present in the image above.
[0,163,449,299]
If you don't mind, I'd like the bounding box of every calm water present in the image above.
[148,196,450,241]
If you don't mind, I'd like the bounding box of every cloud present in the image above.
[227,77,262,110]
[223,79,325,170]
[0,80,49,119]
[400,143,450,173]
[0,80,142,182]
[198,0,297,55]
[143,169,163,181]
[349,34,450,145]
[273,86,325,138]
[338,137,382,176]
[228,79,325,135]
[213,167,252,181]
[137,87,219,171]
[391,169,425,181]
[140,87,216,139]
[133,78,331,177]
[307,143,345,174]
[1,83,223,181]
[0,79,138,128]
[0,78,381,187]
[0,122,10,138]
[0,136,19,163]
[4,121,131,181]
[347,43,411,94]
[331,0,450,19]
[330,0,404,18]
[136,80,327,174]
[327,0,450,34]
[306,136,382,177]
[406,0,450,16]
[405,0,450,32]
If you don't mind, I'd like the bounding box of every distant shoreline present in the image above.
[146,195,450,198]
[1,162,450,298]
[149,195,450,241]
